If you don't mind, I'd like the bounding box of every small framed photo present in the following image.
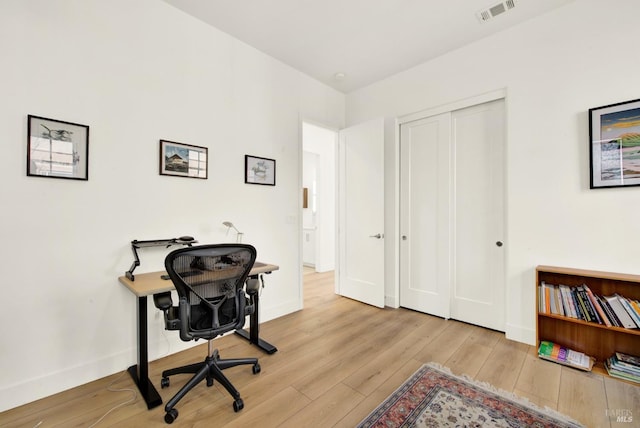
[589,98,640,189]
[245,155,276,186]
[27,115,89,180]
[159,140,208,179]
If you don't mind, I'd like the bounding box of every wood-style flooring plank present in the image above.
[558,367,609,427]
[475,334,529,391]
[514,350,563,410]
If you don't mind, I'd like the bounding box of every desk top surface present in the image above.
[118,262,279,297]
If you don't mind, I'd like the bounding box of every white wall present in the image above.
[347,0,640,344]
[0,0,344,411]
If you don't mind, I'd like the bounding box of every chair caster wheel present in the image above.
[206,377,214,387]
[161,377,170,388]
[233,398,244,412]
[164,408,178,424]
[252,363,261,374]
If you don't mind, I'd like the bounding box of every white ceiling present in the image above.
[161,0,573,93]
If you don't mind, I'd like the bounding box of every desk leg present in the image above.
[127,295,162,410]
[235,279,278,354]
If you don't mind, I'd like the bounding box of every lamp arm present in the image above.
[125,245,141,281]
[125,236,196,281]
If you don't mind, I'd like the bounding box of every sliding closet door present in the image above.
[450,99,505,331]
[399,113,451,318]
[399,98,505,331]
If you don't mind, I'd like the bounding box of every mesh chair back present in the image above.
[164,244,256,341]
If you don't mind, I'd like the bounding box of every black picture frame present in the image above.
[589,98,640,189]
[245,155,276,186]
[159,140,208,179]
[27,115,89,180]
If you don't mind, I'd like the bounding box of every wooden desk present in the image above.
[118,262,278,410]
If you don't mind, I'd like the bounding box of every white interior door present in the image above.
[450,99,505,331]
[399,113,451,318]
[337,118,385,308]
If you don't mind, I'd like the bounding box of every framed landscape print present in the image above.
[159,140,208,179]
[27,115,89,180]
[589,98,640,189]
[245,155,275,186]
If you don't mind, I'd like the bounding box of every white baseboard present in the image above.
[0,349,136,413]
[505,322,536,346]
[385,294,398,308]
[0,337,198,413]
[260,298,301,323]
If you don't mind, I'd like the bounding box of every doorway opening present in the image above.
[301,122,337,274]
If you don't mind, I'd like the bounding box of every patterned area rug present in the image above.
[358,363,584,428]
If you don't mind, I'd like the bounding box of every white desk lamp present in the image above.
[222,221,243,243]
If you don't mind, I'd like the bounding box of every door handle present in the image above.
[369,233,384,239]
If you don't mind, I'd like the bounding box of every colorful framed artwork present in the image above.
[245,155,276,186]
[27,115,89,180]
[159,140,208,179]
[589,98,640,189]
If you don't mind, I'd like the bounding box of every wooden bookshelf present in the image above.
[536,265,640,380]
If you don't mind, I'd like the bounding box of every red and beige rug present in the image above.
[357,363,584,428]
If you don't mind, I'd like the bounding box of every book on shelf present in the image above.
[559,284,577,319]
[538,281,640,329]
[596,294,621,327]
[609,358,640,377]
[537,340,595,371]
[576,285,600,323]
[605,352,640,383]
[615,351,640,368]
[604,295,638,329]
[582,284,607,325]
[618,295,640,327]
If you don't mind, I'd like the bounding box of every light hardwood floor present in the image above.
[2,269,639,427]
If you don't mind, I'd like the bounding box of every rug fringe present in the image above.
[425,362,585,427]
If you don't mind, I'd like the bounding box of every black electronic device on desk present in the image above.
[125,236,196,281]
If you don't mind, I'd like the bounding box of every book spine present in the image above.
[549,284,558,314]
[576,287,594,322]
[583,284,607,325]
[617,295,640,328]
[571,288,585,320]
[597,295,620,327]
[605,295,637,329]
[581,286,600,323]
[544,282,551,314]
[559,285,576,318]
[629,300,640,322]
[615,351,640,368]
[606,358,640,383]
[611,357,640,376]
[556,286,566,316]
[538,284,543,312]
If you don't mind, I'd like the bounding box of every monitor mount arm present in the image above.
[125,236,197,281]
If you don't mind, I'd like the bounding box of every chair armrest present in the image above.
[154,292,181,330]
[153,292,173,310]
[246,278,260,295]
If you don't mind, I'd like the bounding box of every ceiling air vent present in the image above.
[476,0,517,22]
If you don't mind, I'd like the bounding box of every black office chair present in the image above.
[153,244,261,424]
